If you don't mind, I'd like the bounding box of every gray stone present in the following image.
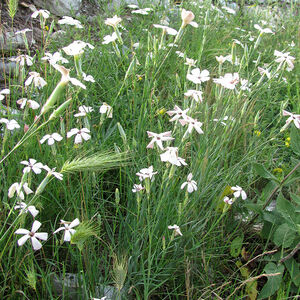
[52,273,126,299]
[0,59,16,82]
[33,0,82,17]
[0,31,26,52]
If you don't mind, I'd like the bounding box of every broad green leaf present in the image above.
[290,126,300,156]
[246,280,258,300]
[262,211,283,225]
[273,223,296,248]
[253,163,278,181]
[258,263,284,299]
[284,258,300,287]
[236,260,258,300]
[290,193,300,206]
[259,181,278,204]
[276,193,297,228]
[230,234,244,257]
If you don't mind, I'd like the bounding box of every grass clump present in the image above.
[0,0,299,299]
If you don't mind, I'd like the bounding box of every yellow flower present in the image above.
[44,25,49,31]
[285,136,291,147]
[273,168,283,174]
[254,130,261,137]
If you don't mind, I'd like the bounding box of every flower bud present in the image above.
[181,9,195,26]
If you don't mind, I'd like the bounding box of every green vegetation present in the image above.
[0,0,299,298]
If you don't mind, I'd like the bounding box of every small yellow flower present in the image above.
[273,168,283,174]
[136,74,143,81]
[254,130,261,137]
[44,25,49,31]
[285,136,291,147]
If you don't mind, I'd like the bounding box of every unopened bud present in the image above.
[181,9,195,26]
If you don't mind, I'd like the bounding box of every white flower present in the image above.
[15,220,48,251]
[136,166,157,181]
[258,67,271,79]
[213,116,234,126]
[15,28,32,35]
[105,15,122,27]
[216,55,232,64]
[10,55,33,67]
[62,40,94,56]
[185,58,197,67]
[184,90,203,103]
[181,9,198,28]
[16,98,40,110]
[281,110,300,131]
[67,128,91,144]
[254,24,273,34]
[0,118,20,130]
[167,105,189,122]
[40,133,63,145]
[53,218,80,242]
[0,88,9,101]
[20,159,44,174]
[160,147,187,166]
[231,185,247,200]
[222,6,236,15]
[223,196,234,205]
[58,16,83,28]
[181,173,197,193]
[8,182,33,200]
[240,79,251,91]
[168,224,183,236]
[31,9,50,19]
[25,72,47,88]
[14,202,39,217]
[99,103,113,118]
[74,105,94,117]
[132,8,153,15]
[43,165,63,180]
[82,72,95,83]
[132,184,145,193]
[176,51,185,58]
[146,131,174,150]
[187,68,210,84]
[127,4,139,9]
[153,24,178,36]
[179,116,204,135]
[41,52,69,65]
[274,50,295,71]
[102,32,119,44]
[213,73,239,90]
[52,64,86,89]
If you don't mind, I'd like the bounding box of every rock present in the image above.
[32,0,82,17]
[0,31,26,52]
[108,0,167,9]
[0,59,16,82]
[52,273,126,299]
